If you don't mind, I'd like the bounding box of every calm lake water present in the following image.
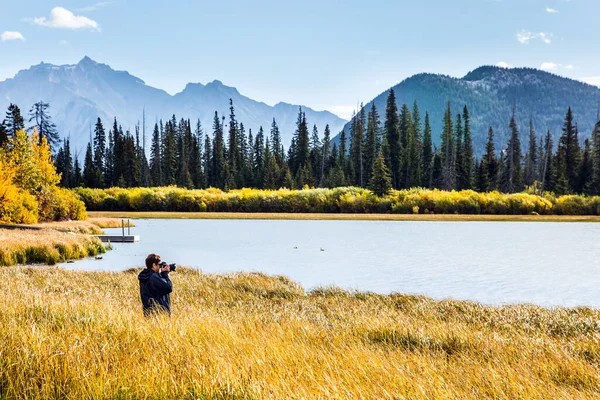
[60,219,600,308]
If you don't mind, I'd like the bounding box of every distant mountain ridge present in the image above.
[338,66,600,156]
[0,57,347,156]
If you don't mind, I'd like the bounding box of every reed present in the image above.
[0,229,105,266]
[0,266,598,399]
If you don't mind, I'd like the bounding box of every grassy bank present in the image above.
[74,186,600,216]
[1,267,599,399]
[0,228,106,266]
[88,210,600,222]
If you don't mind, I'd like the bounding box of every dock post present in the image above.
[127,219,130,235]
[122,219,125,237]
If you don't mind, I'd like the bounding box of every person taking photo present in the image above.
[138,253,173,316]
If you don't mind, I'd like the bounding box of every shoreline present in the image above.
[88,211,600,222]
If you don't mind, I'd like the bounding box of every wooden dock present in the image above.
[95,235,140,243]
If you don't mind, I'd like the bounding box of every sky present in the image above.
[1,0,599,120]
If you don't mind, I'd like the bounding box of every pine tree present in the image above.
[227,99,239,186]
[462,106,473,189]
[270,118,284,167]
[454,113,464,189]
[557,107,581,192]
[578,139,593,194]
[483,127,499,191]
[212,112,226,189]
[28,101,59,151]
[398,103,412,189]
[254,126,265,188]
[83,142,97,188]
[592,120,600,194]
[350,107,365,187]
[0,121,7,147]
[523,119,538,187]
[421,112,433,188]
[369,151,392,196]
[93,118,106,179]
[541,130,556,193]
[440,102,454,190]
[73,155,82,187]
[203,134,212,188]
[320,124,331,187]
[4,103,25,141]
[310,124,322,185]
[384,89,401,188]
[409,100,423,188]
[149,123,162,186]
[431,152,443,189]
[364,103,379,187]
[501,115,523,193]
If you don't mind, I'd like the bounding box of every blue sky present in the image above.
[1,0,598,119]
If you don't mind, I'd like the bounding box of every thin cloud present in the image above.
[1,31,25,41]
[327,105,355,120]
[516,30,553,44]
[496,61,513,68]
[540,62,558,71]
[540,62,575,72]
[546,7,559,13]
[76,2,113,12]
[30,7,100,31]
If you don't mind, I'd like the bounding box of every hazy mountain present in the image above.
[0,56,347,156]
[338,66,600,156]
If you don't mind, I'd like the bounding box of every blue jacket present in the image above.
[138,268,173,315]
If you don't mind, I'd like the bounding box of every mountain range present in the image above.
[0,56,347,156]
[339,66,600,156]
[2,58,599,159]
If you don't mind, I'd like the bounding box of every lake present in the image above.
[60,219,600,308]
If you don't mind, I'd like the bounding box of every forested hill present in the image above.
[0,56,347,157]
[338,66,600,155]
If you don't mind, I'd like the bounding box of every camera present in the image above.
[159,262,177,272]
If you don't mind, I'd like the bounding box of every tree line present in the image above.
[3,91,600,197]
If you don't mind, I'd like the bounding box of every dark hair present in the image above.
[145,253,161,269]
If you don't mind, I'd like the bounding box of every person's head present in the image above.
[145,253,161,272]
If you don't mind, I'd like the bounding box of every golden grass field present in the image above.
[89,210,600,222]
[1,266,599,399]
[0,218,132,266]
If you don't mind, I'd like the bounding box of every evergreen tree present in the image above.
[254,126,265,187]
[501,115,523,193]
[320,124,331,187]
[270,118,284,167]
[292,108,310,178]
[203,134,212,188]
[592,120,600,194]
[93,118,106,179]
[73,154,82,187]
[578,139,593,194]
[398,103,412,189]
[310,124,322,185]
[28,101,59,151]
[0,121,7,147]
[431,152,443,189]
[149,123,162,186]
[461,106,473,189]
[4,103,25,141]
[227,99,239,186]
[483,127,499,191]
[523,119,538,187]
[454,113,464,189]
[409,100,423,188]
[369,151,392,196]
[557,107,581,192]
[212,112,226,189]
[541,130,556,193]
[83,142,97,188]
[350,107,365,187]
[440,102,455,190]
[421,112,433,188]
[384,89,401,188]
[364,103,379,187]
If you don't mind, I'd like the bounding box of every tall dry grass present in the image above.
[0,267,599,399]
[0,229,105,266]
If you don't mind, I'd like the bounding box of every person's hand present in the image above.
[161,264,170,273]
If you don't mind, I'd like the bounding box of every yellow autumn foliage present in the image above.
[0,129,86,223]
